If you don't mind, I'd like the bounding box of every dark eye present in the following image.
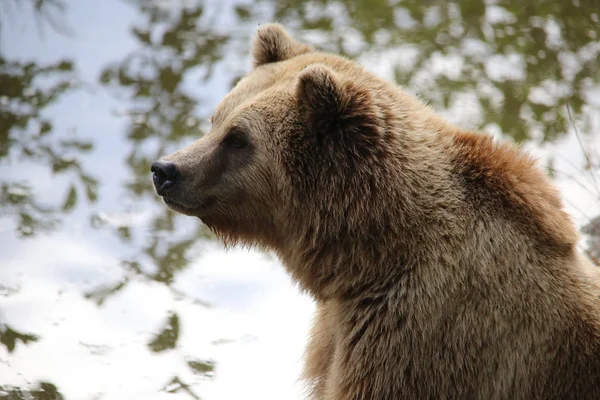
[223,129,248,149]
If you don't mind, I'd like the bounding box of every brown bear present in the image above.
[151,23,600,399]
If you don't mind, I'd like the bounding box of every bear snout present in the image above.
[151,160,179,196]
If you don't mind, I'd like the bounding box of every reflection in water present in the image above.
[584,216,600,266]
[0,56,97,237]
[0,0,71,38]
[94,1,221,310]
[0,382,64,400]
[275,0,600,142]
[0,0,93,237]
[0,2,89,397]
[0,0,599,398]
[0,0,90,236]
[0,323,39,353]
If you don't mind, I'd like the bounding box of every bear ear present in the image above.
[297,64,380,141]
[252,23,313,67]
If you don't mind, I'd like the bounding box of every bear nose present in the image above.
[151,161,179,195]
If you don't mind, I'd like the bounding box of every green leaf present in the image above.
[187,359,215,376]
[62,185,77,211]
[39,121,52,136]
[0,324,39,353]
[148,313,180,353]
[99,69,112,84]
[132,27,152,44]
[57,61,73,71]
[234,5,251,19]
[60,139,93,151]
[117,226,131,241]
[85,181,98,202]
[52,158,78,173]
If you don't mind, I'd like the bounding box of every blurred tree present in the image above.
[148,312,180,353]
[270,0,600,142]
[0,382,64,400]
[0,1,97,238]
[0,0,71,38]
[0,2,87,398]
[0,322,39,353]
[97,0,225,301]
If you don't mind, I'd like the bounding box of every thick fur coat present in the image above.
[153,24,600,399]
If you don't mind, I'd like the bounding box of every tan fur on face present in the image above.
[156,24,600,399]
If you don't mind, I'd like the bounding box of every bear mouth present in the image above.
[162,197,200,216]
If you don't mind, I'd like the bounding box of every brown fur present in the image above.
[155,24,600,399]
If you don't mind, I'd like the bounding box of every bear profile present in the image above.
[152,23,600,399]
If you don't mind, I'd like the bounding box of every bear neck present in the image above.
[277,118,585,316]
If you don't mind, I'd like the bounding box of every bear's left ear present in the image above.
[252,23,313,67]
[297,64,382,142]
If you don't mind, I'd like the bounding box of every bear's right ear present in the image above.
[297,64,382,144]
[252,23,313,67]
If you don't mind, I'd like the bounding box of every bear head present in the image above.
[152,24,395,255]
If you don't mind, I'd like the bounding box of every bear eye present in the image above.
[223,129,248,149]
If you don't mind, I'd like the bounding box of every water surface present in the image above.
[1,1,599,399]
